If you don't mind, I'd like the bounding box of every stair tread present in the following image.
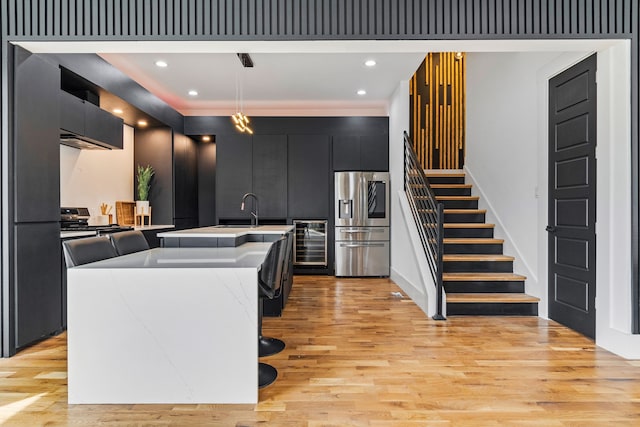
[435,196,479,200]
[444,223,495,228]
[444,254,515,262]
[444,209,486,214]
[444,238,504,244]
[443,272,527,281]
[425,170,465,177]
[447,293,540,303]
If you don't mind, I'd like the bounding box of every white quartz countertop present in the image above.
[75,242,272,269]
[157,225,293,238]
[134,224,175,231]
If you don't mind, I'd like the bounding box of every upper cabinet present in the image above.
[288,135,330,218]
[216,133,253,221]
[60,90,124,150]
[14,48,60,223]
[253,135,287,219]
[333,134,389,171]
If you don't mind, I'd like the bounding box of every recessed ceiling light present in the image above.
[364,59,376,67]
[202,135,211,142]
[155,60,168,68]
[188,90,198,96]
[357,89,367,96]
[137,120,148,127]
[112,108,123,114]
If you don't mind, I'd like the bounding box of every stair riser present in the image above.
[444,212,486,223]
[444,228,494,238]
[447,302,538,316]
[439,199,478,209]
[444,260,513,273]
[427,176,465,185]
[444,243,503,254]
[432,187,472,196]
[444,281,525,293]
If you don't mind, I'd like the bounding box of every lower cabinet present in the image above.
[15,223,62,349]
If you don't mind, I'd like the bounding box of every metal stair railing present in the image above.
[403,131,446,320]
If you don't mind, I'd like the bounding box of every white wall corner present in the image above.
[395,191,440,317]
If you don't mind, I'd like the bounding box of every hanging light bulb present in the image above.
[231,63,253,134]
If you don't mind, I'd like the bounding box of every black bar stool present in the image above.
[62,236,118,267]
[109,230,150,255]
[258,236,287,388]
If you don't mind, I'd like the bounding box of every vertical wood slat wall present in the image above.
[410,53,466,170]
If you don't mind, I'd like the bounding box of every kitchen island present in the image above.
[67,243,271,404]
[158,224,294,247]
[159,225,295,316]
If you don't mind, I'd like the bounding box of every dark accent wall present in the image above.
[0,0,638,355]
[134,127,174,225]
[3,1,634,38]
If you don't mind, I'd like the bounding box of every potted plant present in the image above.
[136,164,154,214]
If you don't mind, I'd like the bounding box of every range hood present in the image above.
[60,133,110,150]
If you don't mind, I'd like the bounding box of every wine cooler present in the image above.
[293,220,328,266]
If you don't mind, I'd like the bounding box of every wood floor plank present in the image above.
[0,276,638,426]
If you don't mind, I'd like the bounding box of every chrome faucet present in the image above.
[240,193,259,227]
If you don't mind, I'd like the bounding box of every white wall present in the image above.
[465,51,561,304]
[60,125,134,224]
[388,81,437,316]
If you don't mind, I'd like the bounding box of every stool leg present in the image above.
[258,298,285,357]
[258,362,277,388]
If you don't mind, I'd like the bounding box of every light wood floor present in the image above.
[2,276,640,426]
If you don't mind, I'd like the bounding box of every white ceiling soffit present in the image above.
[17,40,616,117]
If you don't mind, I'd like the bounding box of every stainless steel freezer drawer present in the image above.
[335,240,390,277]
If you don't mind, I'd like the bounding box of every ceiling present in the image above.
[98,51,425,116]
[18,39,616,118]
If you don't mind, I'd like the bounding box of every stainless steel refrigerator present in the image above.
[334,171,390,276]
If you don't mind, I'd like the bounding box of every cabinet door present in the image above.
[59,90,85,135]
[15,223,62,348]
[332,135,360,171]
[360,133,389,171]
[174,133,198,221]
[84,102,124,149]
[14,48,60,223]
[253,135,287,218]
[288,135,330,218]
[216,134,253,220]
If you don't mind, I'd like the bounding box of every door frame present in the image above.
[536,42,634,351]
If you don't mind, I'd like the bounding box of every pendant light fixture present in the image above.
[232,53,253,134]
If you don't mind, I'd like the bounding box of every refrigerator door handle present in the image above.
[340,243,386,248]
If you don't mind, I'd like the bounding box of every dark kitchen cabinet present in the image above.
[333,134,389,171]
[332,135,361,171]
[60,90,123,150]
[15,223,62,349]
[253,135,287,218]
[360,133,389,171]
[288,135,330,218]
[59,90,85,135]
[84,101,124,149]
[216,134,253,221]
[14,48,60,223]
[135,127,174,225]
[174,133,198,223]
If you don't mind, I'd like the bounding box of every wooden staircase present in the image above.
[426,170,539,316]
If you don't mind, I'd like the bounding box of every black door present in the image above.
[548,54,597,339]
